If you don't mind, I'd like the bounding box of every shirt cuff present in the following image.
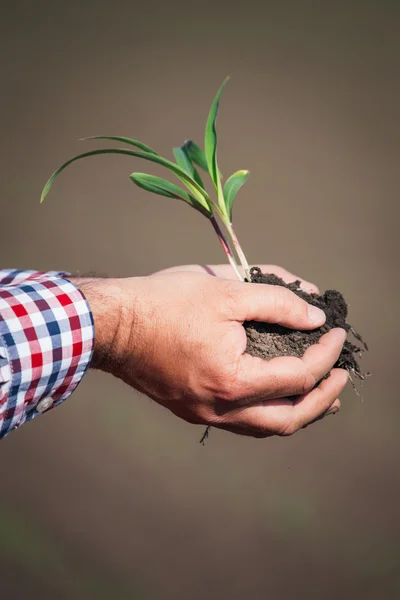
[0,271,95,439]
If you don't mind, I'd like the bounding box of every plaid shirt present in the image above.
[0,270,94,439]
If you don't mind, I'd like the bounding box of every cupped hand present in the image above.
[79,266,347,438]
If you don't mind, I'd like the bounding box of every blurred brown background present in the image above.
[0,0,398,598]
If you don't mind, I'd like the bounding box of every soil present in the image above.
[200,266,368,443]
[244,267,367,382]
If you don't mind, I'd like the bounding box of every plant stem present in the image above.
[227,224,251,281]
[210,216,243,281]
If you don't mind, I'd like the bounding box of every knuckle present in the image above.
[278,419,298,437]
[275,412,299,436]
[251,417,273,438]
[213,362,241,403]
[273,286,297,319]
[279,358,315,396]
[218,375,240,403]
[298,366,316,396]
[195,409,218,427]
[219,282,240,316]
[219,407,272,438]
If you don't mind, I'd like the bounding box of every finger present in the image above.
[216,369,348,437]
[301,328,347,387]
[254,265,320,293]
[305,398,341,425]
[232,281,326,329]
[326,398,341,415]
[234,328,347,402]
[287,369,348,433]
[208,263,320,292]
[206,264,320,292]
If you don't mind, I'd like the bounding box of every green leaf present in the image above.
[81,135,158,155]
[223,170,249,221]
[173,145,204,188]
[184,140,223,178]
[40,148,211,212]
[184,140,208,171]
[204,77,229,215]
[130,173,210,216]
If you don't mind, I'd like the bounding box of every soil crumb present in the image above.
[244,267,367,381]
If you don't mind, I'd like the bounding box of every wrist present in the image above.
[69,276,133,372]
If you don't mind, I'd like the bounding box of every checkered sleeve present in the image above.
[0,270,95,439]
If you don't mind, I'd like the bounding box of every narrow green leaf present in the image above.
[184,140,223,178]
[223,170,249,221]
[184,140,208,171]
[173,146,204,188]
[204,77,230,215]
[81,135,158,155]
[40,148,211,212]
[130,173,210,216]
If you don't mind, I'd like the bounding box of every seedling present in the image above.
[41,77,251,282]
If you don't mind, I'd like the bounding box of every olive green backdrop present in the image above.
[0,1,398,598]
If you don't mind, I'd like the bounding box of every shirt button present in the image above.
[36,398,54,413]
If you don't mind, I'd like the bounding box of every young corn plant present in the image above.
[40,78,251,280]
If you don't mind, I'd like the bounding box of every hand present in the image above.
[74,268,347,438]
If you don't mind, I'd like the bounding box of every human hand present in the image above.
[75,269,347,438]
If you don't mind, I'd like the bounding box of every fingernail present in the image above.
[307,305,325,326]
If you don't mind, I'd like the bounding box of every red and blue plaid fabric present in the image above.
[0,270,94,439]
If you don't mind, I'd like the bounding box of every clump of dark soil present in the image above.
[244,267,367,382]
[199,267,368,444]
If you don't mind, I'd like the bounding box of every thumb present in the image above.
[233,282,326,330]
